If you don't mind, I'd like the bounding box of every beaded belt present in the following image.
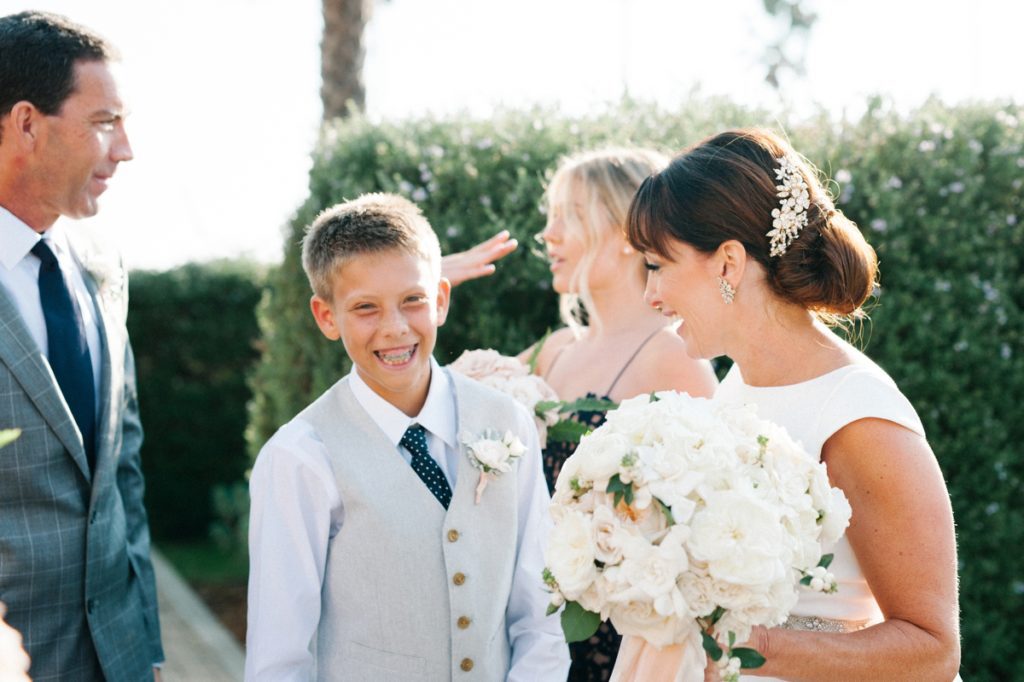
[782,615,871,633]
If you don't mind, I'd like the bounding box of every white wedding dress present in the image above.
[715,351,938,682]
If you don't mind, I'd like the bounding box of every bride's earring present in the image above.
[718,276,735,304]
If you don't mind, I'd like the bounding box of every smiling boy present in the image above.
[245,194,568,681]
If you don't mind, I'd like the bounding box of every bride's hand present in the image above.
[704,626,771,680]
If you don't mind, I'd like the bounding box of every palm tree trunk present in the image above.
[320,0,371,121]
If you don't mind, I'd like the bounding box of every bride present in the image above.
[616,129,961,681]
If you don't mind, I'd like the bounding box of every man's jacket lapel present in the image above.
[0,283,92,481]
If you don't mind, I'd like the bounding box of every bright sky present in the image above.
[5,0,1023,270]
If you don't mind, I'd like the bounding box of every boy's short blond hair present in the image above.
[302,193,442,301]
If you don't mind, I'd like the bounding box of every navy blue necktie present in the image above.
[400,424,452,509]
[33,240,96,472]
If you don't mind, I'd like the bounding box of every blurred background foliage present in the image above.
[132,97,1021,679]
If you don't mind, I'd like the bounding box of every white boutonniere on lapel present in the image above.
[460,429,525,504]
[68,229,126,316]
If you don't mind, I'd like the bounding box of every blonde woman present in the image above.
[522,148,718,681]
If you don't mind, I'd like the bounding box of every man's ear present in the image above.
[435,277,452,327]
[6,101,43,150]
[310,295,341,340]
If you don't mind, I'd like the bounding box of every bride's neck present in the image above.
[729,309,850,386]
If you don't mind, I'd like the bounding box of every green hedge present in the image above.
[128,261,264,541]
[247,99,1022,679]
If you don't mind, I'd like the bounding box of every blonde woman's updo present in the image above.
[545,147,668,330]
[626,129,878,317]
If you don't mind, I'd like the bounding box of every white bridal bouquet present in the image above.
[543,392,852,681]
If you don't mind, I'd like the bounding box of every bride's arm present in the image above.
[747,418,960,681]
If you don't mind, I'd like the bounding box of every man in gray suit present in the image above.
[0,11,163,681]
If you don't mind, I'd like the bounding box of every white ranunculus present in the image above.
[545,509,598,599]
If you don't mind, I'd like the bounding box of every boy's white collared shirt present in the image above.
[348,358,459,490]
[245,356,568,682]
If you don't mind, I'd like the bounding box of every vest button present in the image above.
[447,529,460,542]
[452,572,466,586]
[460,658,474,672]
[457,616,471,629]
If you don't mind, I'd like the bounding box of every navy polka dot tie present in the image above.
[401,424,452,509]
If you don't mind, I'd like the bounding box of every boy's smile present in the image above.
[310,249,451,416]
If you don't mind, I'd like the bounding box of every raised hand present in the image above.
[441,230,518,287]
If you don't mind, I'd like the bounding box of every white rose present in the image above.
[466,438,512,473]
[501,430,526,458]
[591,505,629,565]
[618,536,687,602]
[449,348,528,381]
[609,599,687,649]
[819,486,852,545]
[688,491,789,586]
[571,431,631,490]
[546,509,598,599]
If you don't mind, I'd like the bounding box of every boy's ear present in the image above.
[435,277,452,327]
[310,295,341,340]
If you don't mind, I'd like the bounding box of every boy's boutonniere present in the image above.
[460,429,525,504]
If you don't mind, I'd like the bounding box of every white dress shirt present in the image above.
[246,357,567,681]
[0,208,103,405]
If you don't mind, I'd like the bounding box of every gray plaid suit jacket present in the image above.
[0,238,162,682]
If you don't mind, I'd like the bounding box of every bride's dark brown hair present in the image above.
[626,128,877,317]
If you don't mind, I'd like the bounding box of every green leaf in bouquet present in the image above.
[560,600,601,643]
[535,400,562,415]
[525,328,552,374]
[819,553,834,569]
[731,646,767,669]
[545,602,561,617]
[558,396,618,414]
[546,419,591,444]
[709,606,726,625]
[701,630,723,661]
[0,428,20,449]
[607,474,634,507]
[800,575,813,586]
[655,497,675,525]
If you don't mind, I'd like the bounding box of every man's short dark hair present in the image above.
[0,11,117,121]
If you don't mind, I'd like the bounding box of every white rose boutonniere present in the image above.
[460,429,525,504]
[69,229,126,318]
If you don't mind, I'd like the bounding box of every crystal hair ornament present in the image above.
[767,155,811,257]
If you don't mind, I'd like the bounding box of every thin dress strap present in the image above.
[605,328,661,396]
[542,339,571,380]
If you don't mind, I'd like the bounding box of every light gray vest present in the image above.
[303,370,522,681]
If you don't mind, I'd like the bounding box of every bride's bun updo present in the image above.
[626,128,878,317]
